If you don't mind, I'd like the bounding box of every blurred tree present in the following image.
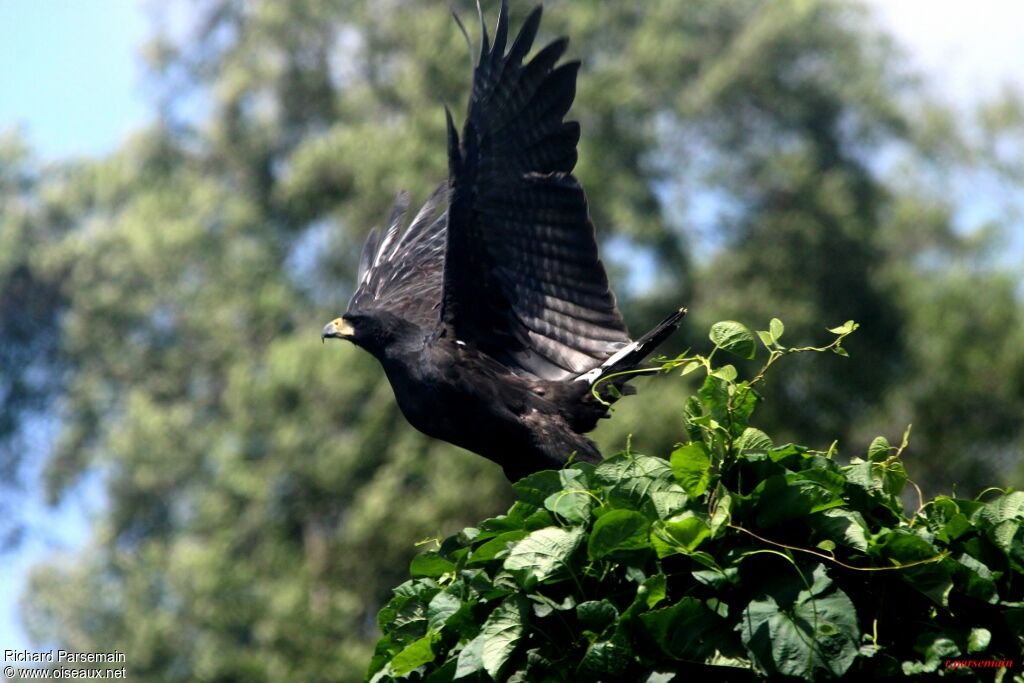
[6,0,1021,681]
[0,133,69,548]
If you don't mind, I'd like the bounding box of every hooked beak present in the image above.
[321,317,354,343]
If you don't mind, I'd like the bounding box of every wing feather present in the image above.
[348,186,447,330]
[440,1,630,379]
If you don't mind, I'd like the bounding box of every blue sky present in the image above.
[0,0,148,159]
[1,0,1023,661]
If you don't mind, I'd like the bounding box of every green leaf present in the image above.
[670,443,712,497]
[390,631,440,676]
[967,627,991,653]
[595,453,672,487]
[597,453,683,515]
[739,564,859,679]
[638,573,668,610]
[875,530,952,605]
[579,633,632,676]
[951,552,998,603]
[645,673,676,683]
[380,591,430,641]
[543,471,592,524]
[427,591,462,631]
[878,461,909,498]
[649,487,689,519]
[905,562,956,607]
[468,530,529,565]
[512,470,563,507]
[981,491,1024,525]
[987,519,1023,556]
[692,566,739,590]
[709,320,756,359]
[756,330,776,350]
[480,501,540,533]
[454,633,484,679]
[769,317,785,342]
[503,526,584,589]
[601,454,669,485]
[875,529,939,563]
[529,593,575,618]
[650,512,710,558]
[709,490,733,537]
[867,435,890,462]
[679,360,702,376]
[588,509,651,560]
[729,384,760,426]
[696,375,731,425]
[843,460,907,513]
[576,600,618,632]
[481,600,524,679]
[932,502,973,542]
[809,508,869,552]
[410,551,455,578]
[765,443,807,466]
[751,473,844,527]
[639,597,721,660]
[735,427,773,453]
[710,364,738,381]
[827,320,858,335]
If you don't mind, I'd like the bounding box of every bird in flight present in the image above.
[323,0,685,481]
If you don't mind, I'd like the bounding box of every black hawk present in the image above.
[322,1,685,481]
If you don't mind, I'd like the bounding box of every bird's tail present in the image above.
[574,307,687,386]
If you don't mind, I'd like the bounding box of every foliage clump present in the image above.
[368,320,1024,682]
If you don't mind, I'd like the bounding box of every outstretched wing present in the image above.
[441,1,631,380]
[348,185,447,330]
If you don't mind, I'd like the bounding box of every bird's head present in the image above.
[321,310,405,356]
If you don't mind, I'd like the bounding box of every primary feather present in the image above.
[348,185,447,331]
[441,2,631,380]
